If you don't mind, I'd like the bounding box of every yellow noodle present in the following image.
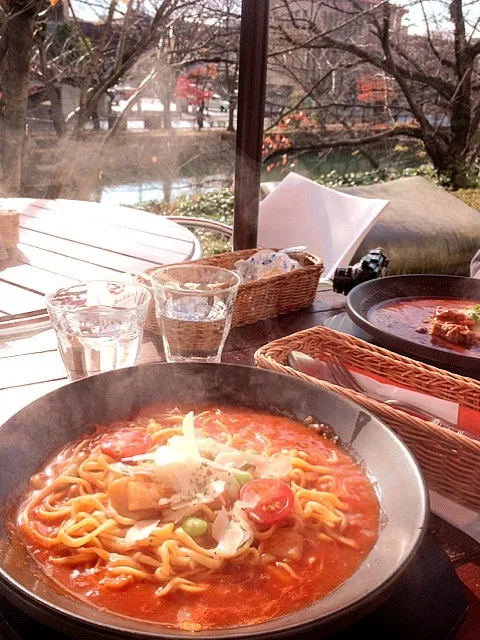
[291,457,335,475]
[19,409,364,603]
[156,577,207,597]
[289,467,307,487]
[253,524,277,540]
[107,566,156,580]
[322,529,359,549]
[58,518,117,547]
[294,487,347,510]
[276,562,300,578]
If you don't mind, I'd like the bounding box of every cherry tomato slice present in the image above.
[99,429,153,461]
[240,479,294,525]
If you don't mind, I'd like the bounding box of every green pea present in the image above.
[235,471,254,487]
[181,517,208,538]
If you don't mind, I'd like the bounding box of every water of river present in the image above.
[101,175,231,205]
[100,149,420,205]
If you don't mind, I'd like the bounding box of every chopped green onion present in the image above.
[235,471,254,487]
[181,517,208,538]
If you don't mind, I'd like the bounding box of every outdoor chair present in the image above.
[167,216,233,259]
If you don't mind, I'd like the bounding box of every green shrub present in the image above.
[136,189,234,256]
[315,164,439,188]
[315,163,480,189]
[137,189,234,225]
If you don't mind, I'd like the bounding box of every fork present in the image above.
[323,352,462,430]
[288,350,463,432]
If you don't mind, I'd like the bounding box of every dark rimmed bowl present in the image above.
[347,274,480,373]
[0,364,428,639]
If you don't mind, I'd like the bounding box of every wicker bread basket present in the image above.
[0,210,19,249]
[136,249,324,334]
[255,325,480,511]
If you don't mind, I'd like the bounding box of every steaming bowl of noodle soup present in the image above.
[0,363,427,639]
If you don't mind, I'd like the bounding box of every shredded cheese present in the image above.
[125,519,160,545]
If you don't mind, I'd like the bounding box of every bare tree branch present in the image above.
[263,125,424,164]
[270,0,390,57]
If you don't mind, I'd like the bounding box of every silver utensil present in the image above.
[287,350,464,433]
[287,351,337,384]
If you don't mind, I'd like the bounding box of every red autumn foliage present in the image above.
[186,63,217,82]
[262,111,318,172]
[174,76,213,106]
[174,64,217,107]
[278,110,318,131]
[357,75,398,104]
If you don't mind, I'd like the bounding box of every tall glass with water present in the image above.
[152,265,241,363]
[46,281,151,380]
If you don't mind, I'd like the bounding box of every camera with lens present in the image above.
[333,247,389,295]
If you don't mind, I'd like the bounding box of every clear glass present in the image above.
[151,265,241,363]
[46,281,151,381]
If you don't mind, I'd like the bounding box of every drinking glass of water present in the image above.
[151,264,241,363]
[46,281,151,381]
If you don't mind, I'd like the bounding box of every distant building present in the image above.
[268,0,408,115]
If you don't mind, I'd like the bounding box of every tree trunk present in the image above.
[49,86,66,138]
[163,175,172,204]
[228,100,235,132]
[447,0,472,189]
[92,110,101,131]
[0,1,37,196]
[163,98,172,130]
[444,152,471,189]
[423,133,469,189]
[38,41,66,137]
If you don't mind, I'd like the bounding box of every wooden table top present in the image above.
[0,198,199,317]
[0,283,479,637]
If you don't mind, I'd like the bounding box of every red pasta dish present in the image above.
[369,298,480,354]
[18,406,379,631]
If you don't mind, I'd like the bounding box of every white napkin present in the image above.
[430,491,480,543]
[258,173,389,279]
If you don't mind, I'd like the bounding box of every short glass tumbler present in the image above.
[46,281,151,381]
[151,264,241,363]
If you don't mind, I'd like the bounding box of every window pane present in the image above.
[1,0,241,255]
[266,0,448,187]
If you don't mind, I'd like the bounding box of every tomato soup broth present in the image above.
[369,297,480,355]
[18,406,380,630]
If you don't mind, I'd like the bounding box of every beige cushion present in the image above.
[341,178,480,275]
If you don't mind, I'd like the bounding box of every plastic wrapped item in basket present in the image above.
[0,209,19,250]
[135,248,324,333]
[234,249,300,281]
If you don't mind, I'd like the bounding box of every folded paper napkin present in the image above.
[258,172,389,280]
[430,492,480,543]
